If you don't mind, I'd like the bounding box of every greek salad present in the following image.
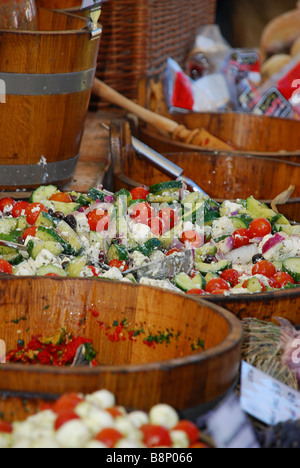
[0,181,299,296]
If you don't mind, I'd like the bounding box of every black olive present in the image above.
[53,211,65,220]
[64,214,77,230]
[204,255,215,264]
[252,254,264,264]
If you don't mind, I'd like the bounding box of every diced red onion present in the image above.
[104,195,115,203]
[218,236,234,255]
[171,237,185,250]
[262,233,285,255]
[225,244,259,265]
[249,237,263,244]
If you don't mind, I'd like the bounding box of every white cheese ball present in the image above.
[114,439,146,449]
[30,438,61,449]
[84,440,108,449]
[149,404,179,429]
[127,411,149,429]
[170,430,190,448]
[114,417,143,441]
[0,433,12,448]
[75,402,115,435]
[55,420,91,448]
[86,390,116,409]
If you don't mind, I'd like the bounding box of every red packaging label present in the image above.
[171,71,194,111]
[277,63,300,101]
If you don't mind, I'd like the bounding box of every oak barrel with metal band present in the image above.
[0,8,101,189]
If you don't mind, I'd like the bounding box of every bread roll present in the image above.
[261,54,292,79]
[261,9,300,57]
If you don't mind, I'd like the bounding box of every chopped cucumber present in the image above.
[56,220,84,256]
[0,252,24,266]
[195,260,232,275]
[36,226,75,256]
[283,258,300,282]
[27,238,64,260]
[136,238,162,256]
[50,201,79,216]
[0,218,18,235]
[246,277,264,293]
[66,256,87,277]
[149,181,182,195]
[147,193,180,203]
[231,214,253,229]
[87,187,106,202]
[204,210,220,225]
[195,245,217,262]
[246,196,280,224]
[36,264,67,277]
[205,272,220,282]
[107,244,129,262]
[35,211,56,228]
[174,272,206,292]
[182,201,204,224]
[30,185,58,203]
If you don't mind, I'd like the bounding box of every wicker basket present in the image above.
[96,0,216,101]
[36,0,216,101]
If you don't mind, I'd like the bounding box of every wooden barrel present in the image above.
[0,8,101,190]
[35,0,80,8]
[0,277,242,422]
[105,119,300,223]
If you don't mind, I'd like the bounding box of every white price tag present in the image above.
[240,361,300,425]
[206,393,260,448]
[0,340,6,363]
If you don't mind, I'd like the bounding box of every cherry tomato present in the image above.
[166,248,182,257]
[180,231,203,248]
[205,278,230,294]
[232,229,250,249]
[26,203,48,225]
[87,266,100,277]
[189,442,210,448]
[87,210,110,232]
[252,260,276,278]
[0,421,13,434]
[130,186,149,201]
[95,428,123,448]
[106,407,123,419]
[108,259,128,272]
[141,424,172,448]
[11,201,30,218]
[173,420,200,444]
[0,259,13,275]
[50,192,73,203]
[22,226,38,241]
[0,197,15,213]
[220,269,241,287]
[148,216,166,236]
[45,273,60,277]
[272,272,295,288]
[158,208,179,231]
[131,202,154,225]
[54,410,80,431]
[248,218,272,239]
[53,393,84,414]
[187,289,206,295]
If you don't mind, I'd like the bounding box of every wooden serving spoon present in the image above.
[92,78,236,151]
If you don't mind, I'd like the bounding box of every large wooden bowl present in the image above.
[137,80,300,162]
[0,277,243,422]
[104,119,300,223]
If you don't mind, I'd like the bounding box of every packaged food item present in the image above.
[253,56,300,118]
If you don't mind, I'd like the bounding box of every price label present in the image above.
[81,0,102,10]
[240,361,300,425]
[206,393,260,448]
[0,340,6,363]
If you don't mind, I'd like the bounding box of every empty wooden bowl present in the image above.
[0,277,243,422]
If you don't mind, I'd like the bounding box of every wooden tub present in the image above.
[0,8,101,190]
[104,119,300,223]
[137,79,300,162]
[0,277,243,422]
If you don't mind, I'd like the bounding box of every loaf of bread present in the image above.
[261,54,291,79]
[261,9,300,59]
